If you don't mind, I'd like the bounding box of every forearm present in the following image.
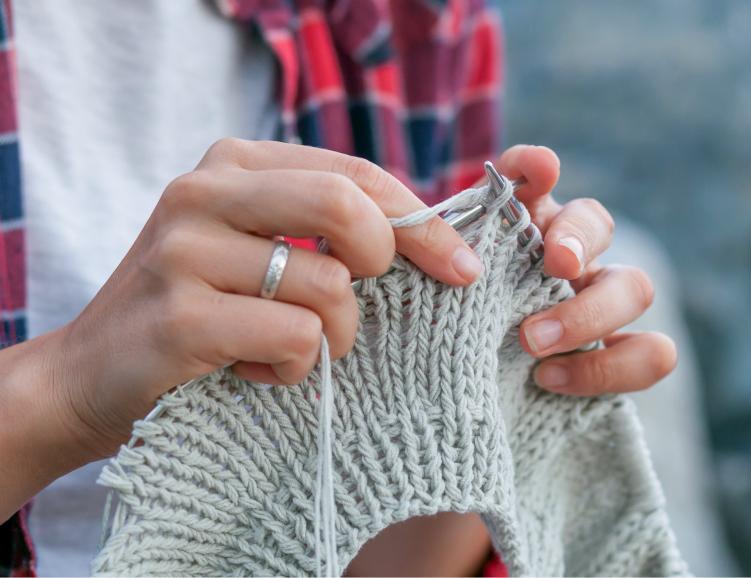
[0,328,91,523]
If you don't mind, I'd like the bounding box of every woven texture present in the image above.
[93,192,688,577]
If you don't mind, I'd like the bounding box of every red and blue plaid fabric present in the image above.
[219,0,503,205]
[0,0,503,574]
[0,0,24,351]
[0,2,34,574]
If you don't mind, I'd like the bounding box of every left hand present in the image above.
[481,145,677,396]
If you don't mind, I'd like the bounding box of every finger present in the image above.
[568,260,605,293]
[182,227,358,360]
[198,139,483,285]
[532,331,678,395]
[479,145,563,233]
[232,361,288,385]
[520,265,655,356]
[158,288,323,385]
[497,145,560,210]
[167,167,395,278]
[541,198,615,279]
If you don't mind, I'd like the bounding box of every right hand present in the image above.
[40,139,483,462]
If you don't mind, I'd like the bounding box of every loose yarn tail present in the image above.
[315,335,338,577]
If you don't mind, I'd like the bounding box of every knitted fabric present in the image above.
[92,186,688,577]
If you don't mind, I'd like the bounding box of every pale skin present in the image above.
[0,140,676,574]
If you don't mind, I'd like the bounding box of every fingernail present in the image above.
[558,236,584,274]
[452,246,483,282]
[524,319,563,352]
[534,363,570,389]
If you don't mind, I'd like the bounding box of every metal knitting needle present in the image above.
[484,163,601,353]
[484,162,599,352]
[350,162,533,290]
[483,161,544,262]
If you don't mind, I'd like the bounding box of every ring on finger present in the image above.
[260,240,292,300]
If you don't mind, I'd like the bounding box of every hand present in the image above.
[483,145,677,396]
[23,139,484,467]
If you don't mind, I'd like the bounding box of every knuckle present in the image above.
[563,299,603,341]
[342,154,404,206]
[576,197,604,213]
[344,157,409,207]
[371,242,396,276]
[578,197,614,234]
[373,172,404,207]
[205,137,249,162]
[414,214,445,251]
[330,313,359,361]
[152,226,199,270]
[584,356,616,392]
[285,311,323,361]
[275,358,317,385]
[161,171,210,211]
[339,155,384,191]
[339,153,412,206]
[310,257,353,306]
[625,266,655,309]
[317,174,364,230]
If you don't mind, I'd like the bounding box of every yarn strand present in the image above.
[388,183,499,228]
[315,335,338,577]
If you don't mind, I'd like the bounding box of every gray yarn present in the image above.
[92,185,689,577]
[387,184,499,229]
[314,335,336,577]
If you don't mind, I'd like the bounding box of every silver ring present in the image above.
[260,240,291,300]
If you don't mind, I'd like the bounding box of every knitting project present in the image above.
[93,182,688,577]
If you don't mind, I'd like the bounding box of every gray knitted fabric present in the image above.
[92,185,688,577]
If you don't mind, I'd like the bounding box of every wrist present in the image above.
[6,326,101,462]
[0,327,97,520]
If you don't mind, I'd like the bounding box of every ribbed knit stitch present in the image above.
[92,185,689,577]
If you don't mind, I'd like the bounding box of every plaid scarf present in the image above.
[0,0,503,574]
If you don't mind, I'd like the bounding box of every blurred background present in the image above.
[495,0,751,574]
